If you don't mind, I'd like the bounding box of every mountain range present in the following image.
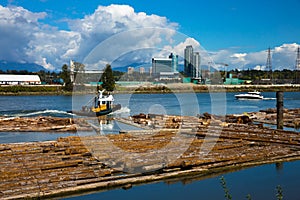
[0,60,47,72]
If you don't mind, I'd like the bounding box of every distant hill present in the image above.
[0,60,46,72]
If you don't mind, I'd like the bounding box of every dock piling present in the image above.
[276,91,284,129]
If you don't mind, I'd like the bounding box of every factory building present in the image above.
[0,74,41,85]
[152,53,179,80]
[152,53,178,74]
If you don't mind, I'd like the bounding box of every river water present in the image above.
[0,91,299,199]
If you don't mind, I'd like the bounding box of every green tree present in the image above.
[60,64,73,91]
[99,64,115,91]
[113,70,125,81]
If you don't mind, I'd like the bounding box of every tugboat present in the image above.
[235,91,264,100]
[72,90,121,117]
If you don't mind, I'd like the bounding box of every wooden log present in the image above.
[1,111,300,199]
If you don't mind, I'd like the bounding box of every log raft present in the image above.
[1,113,300,199]
[249,108,300,129]
[0,116,93,132]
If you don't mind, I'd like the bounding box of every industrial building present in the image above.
[127,67,134,74]
[0,74,41,85]
[152,53,179,80]
[152,57,172,74]
[159,72,180,81]
[223,73,244,85]
[139,67,145,74]
[152,53,178,74]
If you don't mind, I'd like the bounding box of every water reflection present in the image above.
[63,160,300,200]
[275,162,284,173]
[97,116,114,133]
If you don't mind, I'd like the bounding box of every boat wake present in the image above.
[263,97,276,100]
[113,106,130,114]
[0,109,75,118]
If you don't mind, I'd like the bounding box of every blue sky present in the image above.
[0,0,299,70]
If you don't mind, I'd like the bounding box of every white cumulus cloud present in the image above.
[163,37,201,58]
[0,5,46,62]
[0,5,81,70]
[69,4,178,67]
[0,4,179,70]
[211,43,299,71]
[0,4,299,72]
[253,65,265,71]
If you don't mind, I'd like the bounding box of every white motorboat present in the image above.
[235,91,264,100]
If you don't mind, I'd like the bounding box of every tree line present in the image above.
[1,66,299,92]
[0,62,116,92]
[211,69,300,84]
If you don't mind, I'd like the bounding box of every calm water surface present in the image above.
[0,92,299,118]
[2,92,300,143]
[64,160,300,200]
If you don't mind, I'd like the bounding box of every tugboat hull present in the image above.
[71,104,121,117]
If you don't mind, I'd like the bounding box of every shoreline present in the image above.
[0,84,299,95]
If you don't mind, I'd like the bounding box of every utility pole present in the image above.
[266,47,273,84]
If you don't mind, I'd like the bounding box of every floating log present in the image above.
[1,112,300,199]
[250,108,300,128]
[0,116,93,132]
[122,183,132,190]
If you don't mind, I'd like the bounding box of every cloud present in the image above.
[25,30,81,70]
[69,4,178,67]
[0,5,46,62]
[71,4,177,33]
[253,65,265,71]
[163,37,201,57]
[0,4,180,70]
[0,5,80,70]
[38,57,54,70]
[211,43,299,71]
[0,4,299,72]
[230,53,247,63]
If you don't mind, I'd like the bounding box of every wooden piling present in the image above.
[276,91,284,129]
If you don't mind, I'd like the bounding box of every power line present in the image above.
[266,47,273,83]
[295,46,300,71]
